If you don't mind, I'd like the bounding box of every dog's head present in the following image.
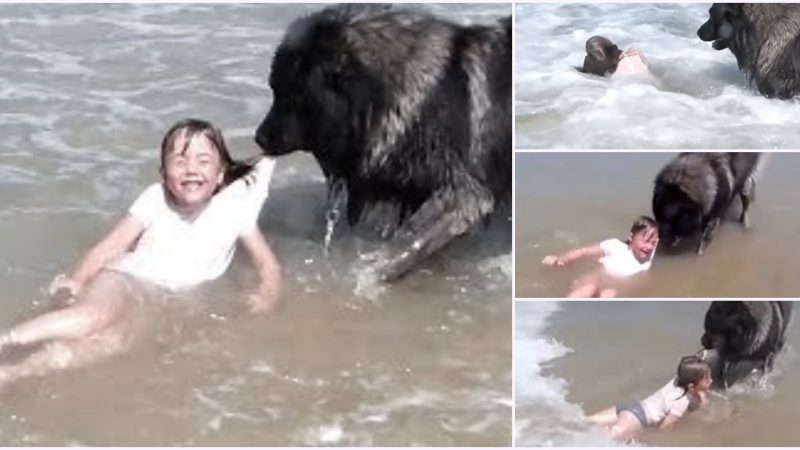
[652,185,702,247]
[702,301,759,361]
[255,8,382,166]
[697,3,743,50]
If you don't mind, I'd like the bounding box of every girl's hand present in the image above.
[622,48,640,57]
[697,389,710,406]
[245,284,280,315]
[542,255,564,266]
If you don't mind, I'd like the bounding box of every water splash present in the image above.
[323,179,347,256]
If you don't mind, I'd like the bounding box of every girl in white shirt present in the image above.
[0,118,281,391]
[587,354,713,443]
[542,216,658,297]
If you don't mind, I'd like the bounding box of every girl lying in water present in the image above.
[542,216,658,297]
[587,354,712,443]
[577,35,650,78]
[0,118,281,392]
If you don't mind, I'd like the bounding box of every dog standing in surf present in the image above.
[701,301,793,388]
[255,5,511,281]
[652,153,764,255]
[697,3,800,99]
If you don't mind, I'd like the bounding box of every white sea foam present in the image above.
[515,301,616,446]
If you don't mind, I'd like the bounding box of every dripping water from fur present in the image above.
[323,179,347,256]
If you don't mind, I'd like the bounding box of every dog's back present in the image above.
[656,153,722,213]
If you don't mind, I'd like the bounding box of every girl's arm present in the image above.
[542,243,603,266]
[239,228,282,314]
[697,390,710,406]
[51,214,145,298]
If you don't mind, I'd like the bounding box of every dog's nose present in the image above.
[254,133,269,151]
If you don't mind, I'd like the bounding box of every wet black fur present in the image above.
[701,301,793,388]
[255,4,511,281]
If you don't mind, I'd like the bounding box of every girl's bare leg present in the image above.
[567,271,603,298]
[598,288,617,298]
[586,406,619,426]
[0,271,149,393]
[0,271,130,349]
[566,283,600,298]
[0,322,137,393]
[608,411,644,442]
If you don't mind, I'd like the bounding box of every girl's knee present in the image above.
[567,283,599,298]
[598,288,617,298]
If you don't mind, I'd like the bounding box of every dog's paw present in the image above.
[741,215,751,229]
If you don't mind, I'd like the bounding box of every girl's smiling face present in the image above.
[161,130,225,215]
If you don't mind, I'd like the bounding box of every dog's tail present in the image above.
[745,153,770,201]
[752,152,770,183]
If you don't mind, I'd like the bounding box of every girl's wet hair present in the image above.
[577,35,622,76]
[160,118,255,187]
[675,354,711,392]
[630,216,658,235]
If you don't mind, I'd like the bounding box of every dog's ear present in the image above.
[722,309,760,357]
[701,332,715,349]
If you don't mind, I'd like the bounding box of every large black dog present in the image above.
[697,3,800,99]
[254,5,511,281]
[652,153,762,255]
[701,301,793,388]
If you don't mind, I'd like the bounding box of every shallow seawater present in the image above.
[515,3,800,149]
[0,4,511,445]
[515,301,800,447]
[516,152,800,298]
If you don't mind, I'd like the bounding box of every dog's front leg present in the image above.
[697,217,721,255]
[376,182,494,281]
[739,176,756,228]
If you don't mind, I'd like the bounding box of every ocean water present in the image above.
[515,3,800,149]
[515,301,800,446]
[516,152,800,298]
[0,3,511,445]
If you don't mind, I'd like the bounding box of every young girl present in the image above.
[542,216,658,297]
[577,35,650,78]
[0,118,281,391]
[587,354,713,443]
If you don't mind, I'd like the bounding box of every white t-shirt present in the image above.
[598,238,653,277]
[110,157,276,290]
[640,377,695,426]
